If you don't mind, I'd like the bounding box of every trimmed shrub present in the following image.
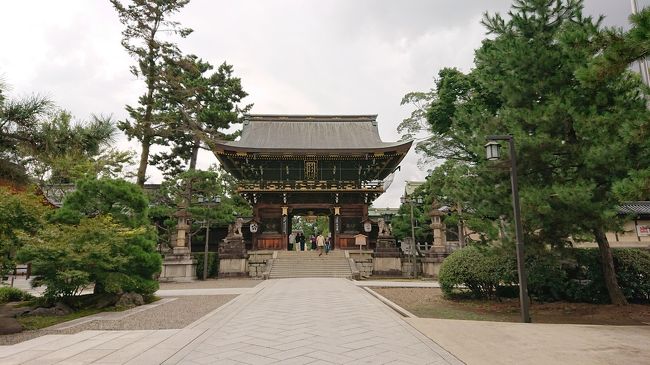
[525,251,568,302]
[193,253,219,279]
[566,248,650,303]
[18,179,161,301]
[0,287,33,303]
[18,216,160,299]
[441,246,650,303]
[439,246,514,299]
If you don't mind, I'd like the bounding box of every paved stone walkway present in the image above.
[0,279,461,364]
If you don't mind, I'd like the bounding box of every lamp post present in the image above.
[197,195,221,280]
[485,135,531,323]
[401,195,423,278]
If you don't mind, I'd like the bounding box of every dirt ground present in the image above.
[374,287,650,325]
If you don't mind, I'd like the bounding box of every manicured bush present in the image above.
[439,246,514,299]
[19,216,160,300]
[613,248,650,302]
[0,188,48,279]
[18,179,162,301]
[193,252,219,279]
[441,246,650,303]
[525,251,568,302]
[565,248,650,303]
[0,287,33,303]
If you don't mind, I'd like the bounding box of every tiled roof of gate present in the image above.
[212,114,412,153]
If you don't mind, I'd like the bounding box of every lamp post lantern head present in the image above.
[485,140,501,161]
[400,196,406,204]
[416,196,423,204]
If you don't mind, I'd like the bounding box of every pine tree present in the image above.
[110,0,192,186]
[151,55,251,177]
[404,0,650,304]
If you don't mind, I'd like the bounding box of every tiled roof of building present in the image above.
[618,201,650,215]
[212,114,412,152]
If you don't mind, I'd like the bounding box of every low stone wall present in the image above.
[373,257,402,276]
[401,261,419,277]
[421,256,444,278]
[247,250,274,278]
[348,250,373,277]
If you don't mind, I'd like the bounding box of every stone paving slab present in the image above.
[164,278,461,364]
[408,318,650,365]
[0,279,461,364]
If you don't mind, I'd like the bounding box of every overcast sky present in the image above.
[0,0,644,207]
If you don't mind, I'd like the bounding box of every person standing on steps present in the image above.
[325,235,331,255]
[317,233,325,256]
[299,232,306,251]
[289,232,296,251]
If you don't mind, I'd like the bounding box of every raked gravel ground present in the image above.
[158,278,261,289]
[0,294,236,346]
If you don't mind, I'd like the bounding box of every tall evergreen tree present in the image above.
[110,0,192,186]
[1,82,127,184]
[0,81,52,183]
[151,55,251,177]
[403,0,650,304]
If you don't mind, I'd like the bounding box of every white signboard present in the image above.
[355,234,367,246]
[637,224,650,237]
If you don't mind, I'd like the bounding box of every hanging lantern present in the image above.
[485,140,501,161]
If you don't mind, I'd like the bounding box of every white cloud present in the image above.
[0,0,630,206]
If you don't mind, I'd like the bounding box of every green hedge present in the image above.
[565,248,650,303]
[439,246,514,299]
[193,253,219,280]
[439,246,650,303]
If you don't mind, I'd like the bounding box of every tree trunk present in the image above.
[188,139,200,171]
[593,227,627,305]
[136,26,159,187]
[136,137,150,187]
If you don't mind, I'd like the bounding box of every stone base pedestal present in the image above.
[373,257,402,276]
[421,247,449,279]
[160,248,197,282]
[219,236,247,277]
[374,237,400,258]
[219,258,248,277]
[421,257,443,278]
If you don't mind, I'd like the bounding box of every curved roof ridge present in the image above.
[245,114,378,122]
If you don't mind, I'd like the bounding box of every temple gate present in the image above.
[208,114,412,251]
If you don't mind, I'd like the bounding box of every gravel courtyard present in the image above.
[0,278,263,346]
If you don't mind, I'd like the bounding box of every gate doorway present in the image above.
[289,211,331,251]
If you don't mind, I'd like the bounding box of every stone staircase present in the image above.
[267,250,356,279]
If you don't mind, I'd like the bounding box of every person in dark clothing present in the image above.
[299,232,306,251]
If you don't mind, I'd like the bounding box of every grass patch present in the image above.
[17,308,110,330]
[410,304,511,322]
[374,287,650,325]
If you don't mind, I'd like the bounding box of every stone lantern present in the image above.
[429,205,446,254]
[160,206,197,282]
[173,208,192,253]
